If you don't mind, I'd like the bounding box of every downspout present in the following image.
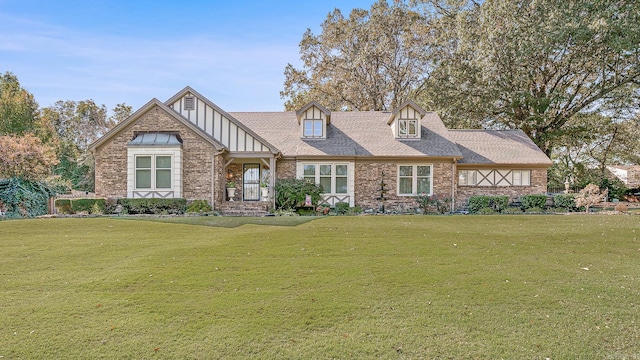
[211,149,225,212]
[451,160,457,212]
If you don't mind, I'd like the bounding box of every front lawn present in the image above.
[0,215,638,358]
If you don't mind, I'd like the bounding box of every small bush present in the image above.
[349,206,363,215]
[521,194,548,210]
[187,200,212,213]
[104,198,118,214]
[55,199,72,214]
[335,202,350,215]
[118,198,187,215]
[274,179,324,210]
[468,196,490,213]
[614,203,628,213]
[554,194,576,210]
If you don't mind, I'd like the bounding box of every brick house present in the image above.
[89,87,552,214]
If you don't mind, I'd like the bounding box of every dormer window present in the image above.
[399,119,418,138]
[296,101,331,140]
[303,119,323,138]
[388,100,427,140]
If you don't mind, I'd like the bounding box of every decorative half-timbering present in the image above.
[387,100,427,139]
[295,101,331,139]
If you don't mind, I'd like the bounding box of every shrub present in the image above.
[525,206,545,213]
[615,203,628,213]
[72,199,105,214]
[274,179,323,210]
[416,194,452,214]
[468,196,490,213]
[55,199,72,214]
[468,195,508,214]
[521,194,548,210]
[186,199,212,213]
[0,177,57,218]
[335,202,350,215]
[104,198,118,214]
[117,198,187,215]
[553,194,576,210]
[349,205,363,215]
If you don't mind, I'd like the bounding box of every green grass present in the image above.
[1,215,639,359]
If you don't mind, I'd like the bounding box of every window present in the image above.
[302,163,348,194]
[458,170,478,186]
[512,170,531,186]
[303,119,323,138]
[398,119,418,138]
[135,155,172,189]
[398,165,432,195]
[458,169,531,186]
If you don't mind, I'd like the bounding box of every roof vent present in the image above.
[184,96,195,111]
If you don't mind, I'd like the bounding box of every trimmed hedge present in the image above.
[553,194,576,209]
[468,195,509,213]
[117,198,187,215]
[521,194,548,210]
[54,198,106,214]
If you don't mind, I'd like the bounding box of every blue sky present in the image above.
[0,0,375,112]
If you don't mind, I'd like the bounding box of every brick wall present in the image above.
[455,168,548,208]
[354,161,454,212]
[94,105,220,202]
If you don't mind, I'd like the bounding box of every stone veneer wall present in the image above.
[94,106,220,203]
[354,161,455,212]
[455,168,548,209]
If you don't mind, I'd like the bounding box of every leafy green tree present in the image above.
[419,0,640,156]
[0,71,39,136]
[281,0,432,111]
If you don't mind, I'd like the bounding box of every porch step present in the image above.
[217,201,270,217]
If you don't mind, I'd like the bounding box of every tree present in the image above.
[40,100,124,191]
[418,0,640,156]
[281,0,432,111]
[0,72,39,136]
[575,183,607,213]
[0,134,58,180]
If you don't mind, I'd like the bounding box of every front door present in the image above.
[243,164,260,201]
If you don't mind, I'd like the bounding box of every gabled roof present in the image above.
[295,101,331,125]
[165,86,280,155]
[231,110,463,158]
[387,100,427,125]
[88,98,225,152]
[449,130,552,165]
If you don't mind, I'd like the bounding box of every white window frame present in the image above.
[301,163,349,195]
[303,119,324,138]
[458,170,478,186]
[397,164,433,196]
[458,169,531,187]
[398,119,418,138]
[134,154,173,190]
[127,147,182,198]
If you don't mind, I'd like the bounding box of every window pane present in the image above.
[336,177,347,194]
[408,120,417,135]
[156,156,171,169]
[303,164,315,176]
[314,120,323,136]
[417,177,431,194]
[513,170,521,185]
[459,171,468,185]
[417,166,430,177]
[399,166,413,177]
[156,169,171,188]
[522,170,531,186]
[303,120,313,137]
[399,120,407,135]
[399,178,413,194]
[136,169,151,188]
[335,165,347,176]
[136,156,151,168]
[320,165,332,176]
[319,177,331,193]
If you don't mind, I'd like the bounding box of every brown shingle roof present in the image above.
[230,111,463,158]
[449,130,552,165]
